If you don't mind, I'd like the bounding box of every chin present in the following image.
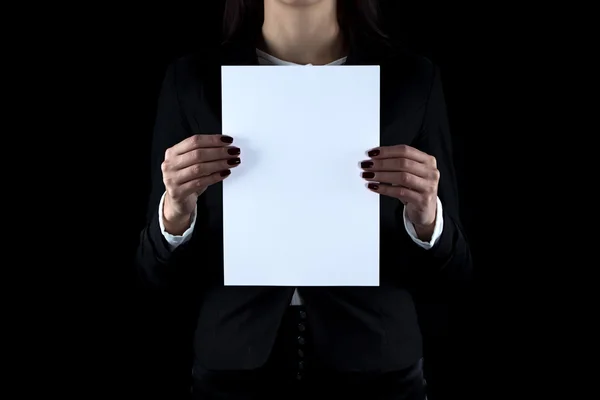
[276,0,325,6]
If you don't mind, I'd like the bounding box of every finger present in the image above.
[366,182,421,203]
[367,144,436,166]
[169,134,234,156]
[174,157,241,184]
[359,158,430,178]
[175,146,241,169]
[361,171,429,192]
[170,170,232,200]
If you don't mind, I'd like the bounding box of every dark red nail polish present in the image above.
[362,172,375,179]
[227,147,240,155]
[361,161,373,168]
[221,135,234,143]
[368,183,379,190]
[368,149,380,157]
[220,170,231,177]
[227,158,241,165]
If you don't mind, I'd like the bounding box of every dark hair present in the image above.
[222,0,388,47]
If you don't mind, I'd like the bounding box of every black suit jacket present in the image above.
[136,40,472,372]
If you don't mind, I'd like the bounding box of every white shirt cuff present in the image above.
[158,192,197,250]
[403,196,444,250]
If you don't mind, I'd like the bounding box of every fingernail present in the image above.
[227,147,241,155]
[368,183,379,190]
[221,135,234,143]
[360,161,373,168]
[220,170,231,177]
[367,149,380,157]
[362,172,375,179]
[227,158,241,165]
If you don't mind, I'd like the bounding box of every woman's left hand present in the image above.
[360,145,440,228]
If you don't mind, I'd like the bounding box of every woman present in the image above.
[137,0,472,399]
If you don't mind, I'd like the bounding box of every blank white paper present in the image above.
[221,65,380,286]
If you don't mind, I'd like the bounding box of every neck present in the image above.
[261,0,346,65]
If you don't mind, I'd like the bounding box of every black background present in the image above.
[88,2,492,398]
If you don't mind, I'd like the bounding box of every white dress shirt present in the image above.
[159,49,445,305]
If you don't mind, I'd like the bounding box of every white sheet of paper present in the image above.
[221,65,380,286]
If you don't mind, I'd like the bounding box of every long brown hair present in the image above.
[222,0,388,48]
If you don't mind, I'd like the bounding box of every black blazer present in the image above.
[136,41,472,372]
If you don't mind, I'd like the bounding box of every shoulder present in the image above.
[164,51,216,89]
[379,48,438,98]
[163,41,253,91]
[375,49,444,134]
[160,49,226,119]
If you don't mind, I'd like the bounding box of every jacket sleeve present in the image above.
[400,65,473,284]
[136,61,209,289]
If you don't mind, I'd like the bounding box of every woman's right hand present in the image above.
[161,134,241,229]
